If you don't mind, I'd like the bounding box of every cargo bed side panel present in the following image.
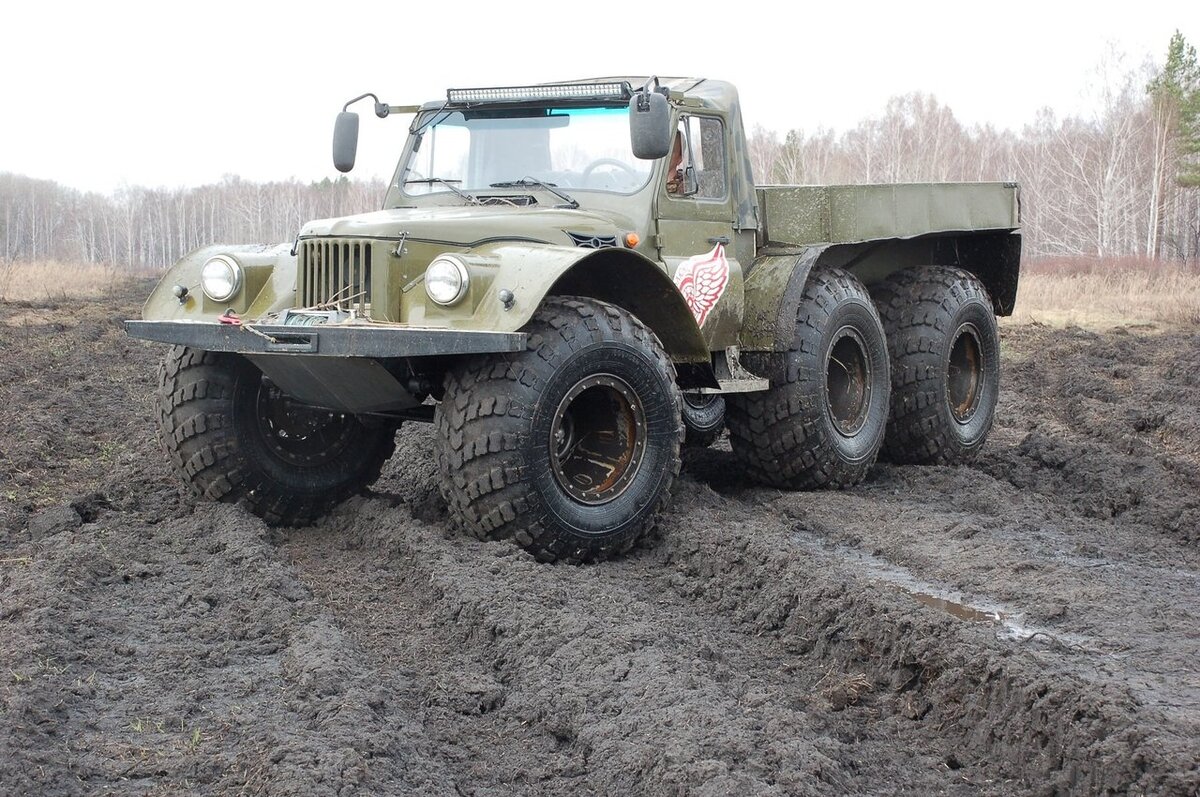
[756,183,1020,246]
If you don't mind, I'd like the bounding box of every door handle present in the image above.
[707,235,731,245]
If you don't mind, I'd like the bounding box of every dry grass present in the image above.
[0,260,149,303]
[816,669,874,711]
[1006,257,1200,329]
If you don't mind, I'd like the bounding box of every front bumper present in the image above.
[125,320,527,357]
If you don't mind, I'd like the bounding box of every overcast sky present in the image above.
[0,0,1192,194]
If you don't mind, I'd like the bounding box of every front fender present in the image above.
[141,243,295,321]
[423,243,712,368]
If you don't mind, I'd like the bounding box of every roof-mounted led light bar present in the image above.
[447,82,631,105]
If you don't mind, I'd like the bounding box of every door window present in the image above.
[666,115,726,200]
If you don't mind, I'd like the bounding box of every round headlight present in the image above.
[201,255,242,302]
[425,255,470,306]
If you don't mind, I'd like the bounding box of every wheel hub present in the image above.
[549,374,646,505]
[947,323,983,423]
[254,381,357,467]
[826,327,872,437]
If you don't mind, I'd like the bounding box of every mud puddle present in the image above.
[790,526,1093,649]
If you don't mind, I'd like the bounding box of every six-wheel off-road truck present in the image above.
[127,77,1020,563]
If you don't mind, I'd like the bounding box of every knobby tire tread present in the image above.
[156,346,395,526]
[435,297,682,564]
[874,266,999,465]
[726,267,888,489]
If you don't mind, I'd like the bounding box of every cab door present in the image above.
[654,113,744,350]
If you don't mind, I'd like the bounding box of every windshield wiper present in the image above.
[404,177,480,205]
[489,178,578,209]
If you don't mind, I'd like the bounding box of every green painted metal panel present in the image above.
[758,183,1020,246]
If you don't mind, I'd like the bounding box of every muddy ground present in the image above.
[1,281,1197,795]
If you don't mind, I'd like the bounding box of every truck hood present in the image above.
[299,206,627,248]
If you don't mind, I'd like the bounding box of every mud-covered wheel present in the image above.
[155,346,396,525]
[726,267,890,488]
[681,393,726,448]
[435,296,683,563]
[873,266,1000,464]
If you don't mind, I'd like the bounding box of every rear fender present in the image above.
[814,231,1022,316]
[739,246,826,352]
[740,231,1022,352]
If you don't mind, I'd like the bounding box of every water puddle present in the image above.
[790,529,1090,648]
[911,592,1006,623]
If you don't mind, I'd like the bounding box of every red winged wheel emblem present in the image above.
[673,243,730,327]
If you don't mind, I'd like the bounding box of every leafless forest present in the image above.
[2,40,1197,270]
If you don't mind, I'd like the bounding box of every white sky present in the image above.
[0,0,1192,194]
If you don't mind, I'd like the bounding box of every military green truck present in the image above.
[127,77,1020,563]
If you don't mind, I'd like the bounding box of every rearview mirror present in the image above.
[332,112,360,173]
[629,91,671,160]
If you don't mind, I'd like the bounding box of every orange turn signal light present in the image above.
[624,232,640,248]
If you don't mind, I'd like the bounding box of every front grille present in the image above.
[298,239,372,314]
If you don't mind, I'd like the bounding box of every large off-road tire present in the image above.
[155,346,396,525]
[435,297,683,563]
[873,266,1000,465]
[681,393,726,448]
[726,267,890,489]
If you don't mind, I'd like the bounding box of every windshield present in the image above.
[400,106,653,200]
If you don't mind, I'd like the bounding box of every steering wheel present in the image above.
[582,158,638,178]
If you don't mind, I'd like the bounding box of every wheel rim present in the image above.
[947,323,984,423]
[826,326,872,437]
[549,374,646,505]
[253,380,358,467]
